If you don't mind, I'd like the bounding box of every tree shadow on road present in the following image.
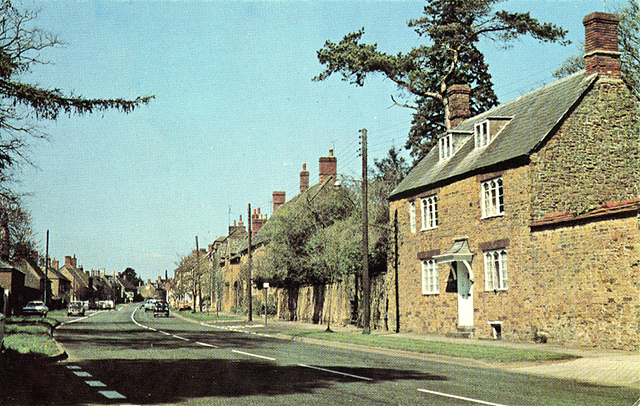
[0,357,448,405]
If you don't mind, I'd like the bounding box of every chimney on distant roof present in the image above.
[228,216,247,238]
[273,191,286,213]
[583,12,621,79]
[300,163,309,193]
[252,208,267,237]
[447,84,471,129]
[319,150,337,185]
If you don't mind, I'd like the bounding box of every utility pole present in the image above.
[193,236,199,313]
[247,203,253,322]
[360,128,370,334]
[43,230,49,305]
[394,209,400,333]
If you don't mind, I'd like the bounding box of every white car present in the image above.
[144,299,158,312]
[22,301,49,316]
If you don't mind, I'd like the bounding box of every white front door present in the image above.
[457,263,474,328]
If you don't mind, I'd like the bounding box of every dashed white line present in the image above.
[85,381,107,387]
[417,389,510,406]
[99,390,127,399]
[232,349,276,361]
[297,364,373,381]
[172,334,189,341]
[196,341,220,348]
[72,371,92,378]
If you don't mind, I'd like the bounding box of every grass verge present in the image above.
[2,333,60,357]
[287,330,577,363]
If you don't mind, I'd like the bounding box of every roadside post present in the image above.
[263,282,269,326]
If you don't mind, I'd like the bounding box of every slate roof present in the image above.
[389,71,598,201]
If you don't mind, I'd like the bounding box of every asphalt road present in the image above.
[1,303,639,405]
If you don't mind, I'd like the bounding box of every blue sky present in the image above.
[14,0,621,281]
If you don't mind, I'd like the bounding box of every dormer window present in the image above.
[439,133,453,161]
[475,120,490,148]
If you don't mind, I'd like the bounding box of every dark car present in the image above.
[153,301,170,318]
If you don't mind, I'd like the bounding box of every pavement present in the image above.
[257,316,640,391]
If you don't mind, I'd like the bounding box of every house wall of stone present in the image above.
[527,213,640,350]
[387,163,533,340]
[530,79,640,220]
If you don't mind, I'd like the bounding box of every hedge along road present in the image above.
[4,302,634,406]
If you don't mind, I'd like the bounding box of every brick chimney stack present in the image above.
[583,12,621,79]
[272,191,286,213]
[319,149,337,185]
[300,163,309,193]
[251,208,267,237]
[447,84,471,129]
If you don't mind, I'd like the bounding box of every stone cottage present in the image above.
[387,12,639,350]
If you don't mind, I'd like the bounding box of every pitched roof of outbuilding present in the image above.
[389,71,598,201]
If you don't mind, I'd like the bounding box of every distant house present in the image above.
[45,258,71,308]
[386,12,639,350]
[58,255,91,302]
[0,260,25,316]
[16,257,50,303]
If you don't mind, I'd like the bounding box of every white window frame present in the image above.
[421,259,439,295]
[475,120,490,148]
[409,201,417,233]
[481,177,504,218]
[439,133,452,161]
[484,249,508,291]
[421,195,438,230]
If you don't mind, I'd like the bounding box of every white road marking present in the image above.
[99,390,127,399]
[85,380,107,387]
[66,365,81,370]
[297,364,373,381]
[196,341,220,348]
[418,389,510,406]
[172,334,189,341]
[72,371,92,378]
[232,349,276,361]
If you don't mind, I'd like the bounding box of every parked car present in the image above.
[153,301,170,318]
[98,300,115,310]
[144,299,158,312]
[67,301,85,316]
[22,301,49,317]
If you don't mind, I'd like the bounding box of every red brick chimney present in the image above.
[583,12,621,79]
[52,258,59,270]
[447,84,471,129]
[273,191,286,213]
[319,150,337,185]
[251,208,267,237]
[300,163,309,193]
[65,256,72,267]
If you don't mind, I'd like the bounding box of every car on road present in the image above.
[98,300,115,310]
[67,301,85,316]
[153,301,170,318]
[22,300,49,317]
[144,299,158,312]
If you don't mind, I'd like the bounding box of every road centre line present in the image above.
[172,334,190,341]
[417,389,510,406]
[232,349,276,361]
[297,364,373,381]
[196,341,220,348]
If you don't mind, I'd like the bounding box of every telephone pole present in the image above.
[360,128,370,334]
[43,230,49,304]
[247,203,253,322]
